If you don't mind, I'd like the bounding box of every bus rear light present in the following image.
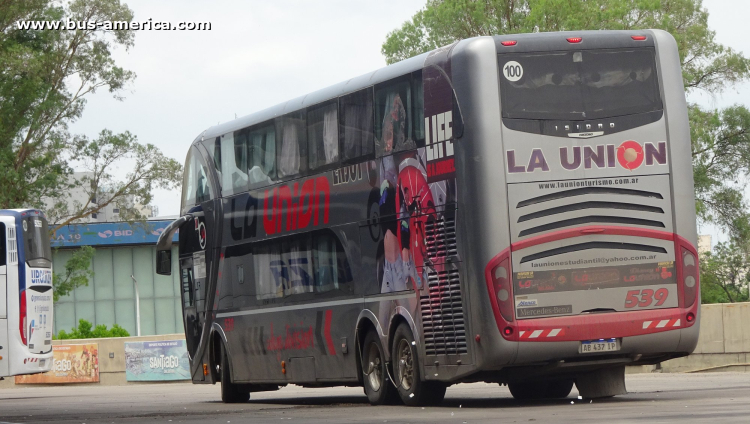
[500,40,517,46]
[19,290,27,345]
[503,327,514,336]
[681,247,698,308]
[566,37,582,43]
[491,258,514,323]
[686,312,695,323]
[631,35,647,40]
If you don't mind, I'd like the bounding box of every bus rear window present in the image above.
[499,48,662,120]
[22,216,51,267]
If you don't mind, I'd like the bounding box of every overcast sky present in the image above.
[69,0,749,243]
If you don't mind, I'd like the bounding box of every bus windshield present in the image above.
[22,216,52,267]
[499,48,662,120]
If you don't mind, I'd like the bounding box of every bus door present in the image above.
[180,256,201,358]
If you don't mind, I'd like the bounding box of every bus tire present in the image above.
[220,343,250,403]
[362,330,396,405]
[508,381,542,400]
[391,323,446,406]
[545,380,574,398]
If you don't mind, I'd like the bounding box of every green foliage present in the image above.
[700,242,750,304]
[52,246,95,302]
[54,319,130,339]
[0,0,182,226]
[1,1,183,299]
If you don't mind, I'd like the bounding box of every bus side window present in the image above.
[220,131,249,196]
[339,88,374,163]
[181,147,214,209]
[312,232,352,293]
[307,101,339,170]
[0,222,5,267]
[412,70,425,148]
[374,77,415,157]
[276,111,308,179]
[247,123,276,189]
[254,242,284,300]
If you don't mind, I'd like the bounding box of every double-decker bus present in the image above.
[0,209,54,378]
[156,30,699,405]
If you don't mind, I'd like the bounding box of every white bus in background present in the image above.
[0,209,54,378]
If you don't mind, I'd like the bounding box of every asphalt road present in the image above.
[1,372,748,423]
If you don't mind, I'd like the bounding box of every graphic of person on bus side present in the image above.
[377,93,431,294]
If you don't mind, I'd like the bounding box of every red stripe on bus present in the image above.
[324,309,336,355]
[511,226,675,251]
[514,308,694,342]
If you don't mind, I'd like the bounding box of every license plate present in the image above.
[579,338,619,354]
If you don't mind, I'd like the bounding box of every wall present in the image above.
[53,245,182,337]
[0,334,188,388]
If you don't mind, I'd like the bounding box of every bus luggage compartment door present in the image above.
[0,320,8,376]
[0,273,6,318]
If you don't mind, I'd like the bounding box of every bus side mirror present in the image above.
[156,250,172,275]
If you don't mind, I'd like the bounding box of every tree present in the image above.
[1,0,182,298]
[382,0,750,302]
[700,241,750,303]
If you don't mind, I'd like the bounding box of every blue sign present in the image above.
[125,340,190,381]
[51,220,177,248]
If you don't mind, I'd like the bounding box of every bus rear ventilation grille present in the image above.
[420,268,468,356]
[425,215,457,261]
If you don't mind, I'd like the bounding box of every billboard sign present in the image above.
[15,343,99,384]
[125,339,190,381]
[50,220,178,248]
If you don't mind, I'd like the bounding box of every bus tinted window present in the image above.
[499,48,662,120]
[181,148,214,209]
[375,78,415,156]
[307,101,339,170]
[412,71,425,146]
[219,132,249,196]
[0,222,5,267]
[247,123,276,188]
[276,111,308,179]
[22,216,51,267]
[339,89,374,162]
[253,231,351,301]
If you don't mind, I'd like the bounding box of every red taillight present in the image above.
[503,327,514,336]
[490,258,514,323]
[501,40,517,46]
[631,35,647,41]
[566,37,582,43]
[19,290,27,345]
[686,312,695,323]
[681,247,698,308]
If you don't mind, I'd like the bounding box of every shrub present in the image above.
[54,319,130,339]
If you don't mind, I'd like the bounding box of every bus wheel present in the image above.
[220,344,250,403]
[362,331,395,405]
[545,380,574,398]
[391,324,446,406]
[508,381,542,400]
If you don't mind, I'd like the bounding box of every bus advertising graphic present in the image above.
[15,344,99,384]
[125,340,190,381]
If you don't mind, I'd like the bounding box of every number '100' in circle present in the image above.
[503,61,523,82]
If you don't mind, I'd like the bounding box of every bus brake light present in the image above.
[567,37,582,43]
[501,40,517,46]
[631,35,647,41]
[681,247,698,308]
[19,290,27,345]
[490,258,514,323]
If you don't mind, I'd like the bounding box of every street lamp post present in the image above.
[130,275,141,337]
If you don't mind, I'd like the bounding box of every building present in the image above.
[51,220,181,336]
